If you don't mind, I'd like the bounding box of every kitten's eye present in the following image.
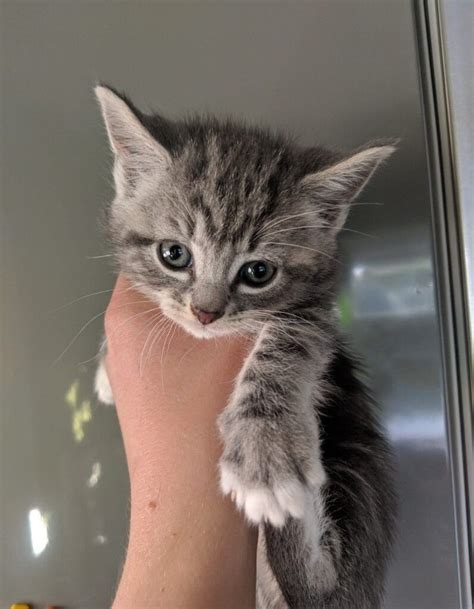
[159,241,192,269]
[239,260,276,287]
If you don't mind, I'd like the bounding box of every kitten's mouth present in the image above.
[160,306,235,339]
[154,294,258,340]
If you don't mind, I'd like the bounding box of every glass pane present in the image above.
[0,2,462,607]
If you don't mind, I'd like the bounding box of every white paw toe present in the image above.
[244,488,286,527]
[219,463,307,528]
[94,361,114,405]
[220,467,246,507]
[220,464,239,495]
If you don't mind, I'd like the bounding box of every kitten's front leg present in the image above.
[218,324,326,527]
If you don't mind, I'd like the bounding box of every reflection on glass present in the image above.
[387,414,445,445]
[87,462,102,488]
[28,508,49,557]
[349,256,433,320]
[352,264,366,279]
[65,379,93,443]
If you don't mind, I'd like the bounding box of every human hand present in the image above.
[104,275,257,609]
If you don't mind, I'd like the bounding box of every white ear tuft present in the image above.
[94,85,171,195]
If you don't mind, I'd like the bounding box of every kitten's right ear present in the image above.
[94,85,171,195]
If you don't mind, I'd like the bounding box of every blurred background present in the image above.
[1,1,472,608]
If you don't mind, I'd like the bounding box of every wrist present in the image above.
[113,467,257,609]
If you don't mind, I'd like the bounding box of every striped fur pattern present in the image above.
[95,85,397,608]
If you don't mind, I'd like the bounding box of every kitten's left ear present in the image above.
[95,85,171,195]
[301,142,396,232]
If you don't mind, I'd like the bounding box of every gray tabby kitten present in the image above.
[94,85,396,609]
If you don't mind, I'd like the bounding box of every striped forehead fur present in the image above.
[95,85,395,335]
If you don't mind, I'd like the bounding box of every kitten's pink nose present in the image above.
[191,304,223,325]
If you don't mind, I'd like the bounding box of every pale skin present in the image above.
[105,275,257,609]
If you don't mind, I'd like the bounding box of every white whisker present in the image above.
[59,302,161,367]
[52,309,108,366]
[160,320,176,389]
[139,315,168,376]
[262,225,375,240]
[50,283,141,314]
[86,253,114,260]
[50,288,114,313]
[76,338,108,367]
[256,210,322,236]
[260,241,339,263]
[142,320,170,372]
[235,310,331,345]
[251,309,315,324]
[164,322,179,368]
[176,342,200,368]
[256,202,383,239]
[239,319,309,350]
[143,316,170,370]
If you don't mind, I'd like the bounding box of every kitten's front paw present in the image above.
[218,417,326,528]
[220,462,311,527]
[94,359,114,405]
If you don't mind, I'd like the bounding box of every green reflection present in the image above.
[338,290,353,328]
[65,379,93,443]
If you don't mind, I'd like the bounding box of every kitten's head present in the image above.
[96,85,395,338]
